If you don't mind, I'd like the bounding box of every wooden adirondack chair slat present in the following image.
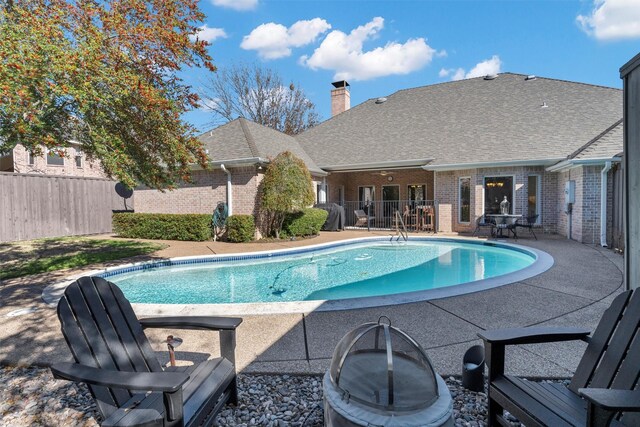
[589,291,640,389]
[63,282,134,408]
[75,278,139,373]
[611,332,640,390]
[569,291,632,393]
[93,278,162,373]
[511,377,586,425]
[58,299,123,418]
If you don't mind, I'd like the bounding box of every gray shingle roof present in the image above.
[295,73,623,168]
[570,120,623,160]
[198,118,325,175]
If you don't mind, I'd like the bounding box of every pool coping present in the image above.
[42,235,554,315]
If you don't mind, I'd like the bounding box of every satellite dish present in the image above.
[115,182,133,211]
[115,182,133,199]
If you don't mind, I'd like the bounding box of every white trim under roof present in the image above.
[545,156,622,173]
[423,158,564,172]
[189,157,267,171]
[192,156,328,176]
[321,158,434,172]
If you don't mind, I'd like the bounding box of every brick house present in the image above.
[136,73,623,245]
[0,143,106,178]
[135,118,327,222]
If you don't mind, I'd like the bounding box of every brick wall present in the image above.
[135,166,260,215]
[12,144,107,178]
[435,166,557,234]
[555,164,615,244]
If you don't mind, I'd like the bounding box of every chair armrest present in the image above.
[579,388,640,412]
[478,327,591,345]
[51,362,189,392]
[140,316,242,366]
[139,316,243,331]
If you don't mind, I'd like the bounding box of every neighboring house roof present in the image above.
[295,73,622,170]
[198,118,326,175]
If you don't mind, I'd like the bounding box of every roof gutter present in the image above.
[423,158,564,172]
[208,157,269,168]
[545,157,622,173]
[321,159,434,172]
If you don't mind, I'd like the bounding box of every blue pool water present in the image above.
[106,240,536,304]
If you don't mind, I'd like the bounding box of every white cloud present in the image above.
[212,0,258,11]
[190,25,227,43]
[241,18,331,59]
[441,56,502,81]
[301,17,436,81]
[577,0,640,40]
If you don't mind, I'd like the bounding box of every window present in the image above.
[28,152,35,165]
[75,150,83,168]
[528,175,541,223]
[484,176,514,214]
[408,184,426,208]
[459,177,471,223]
[47,149,64,166]
[316,183,327,204]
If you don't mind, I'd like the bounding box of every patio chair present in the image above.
[50,276,242,427]
[354,209,375,227]
[514,214,539,240]
[479,289,640,427]
[472,215,495,237]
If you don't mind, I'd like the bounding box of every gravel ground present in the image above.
[1,366,563,426]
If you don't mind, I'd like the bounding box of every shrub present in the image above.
[282,208,328,237]
[113,213,212,241]
[260,151,315,238]
[226,215,255,243]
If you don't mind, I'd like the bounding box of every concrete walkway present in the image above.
[0,232,624,378]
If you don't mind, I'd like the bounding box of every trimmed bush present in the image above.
[113,213,212,241]
[282,208,328,237]
[226,215,255,243]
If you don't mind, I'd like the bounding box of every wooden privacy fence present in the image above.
[0,172,129,242]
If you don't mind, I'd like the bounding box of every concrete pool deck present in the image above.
[0,231,624,378]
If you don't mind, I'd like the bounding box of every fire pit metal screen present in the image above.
[324,317,454,426]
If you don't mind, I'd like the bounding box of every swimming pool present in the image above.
[99,237,552,312]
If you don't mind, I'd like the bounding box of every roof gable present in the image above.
[198,118,325,175]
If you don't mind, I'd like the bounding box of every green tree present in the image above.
[0,0,214,189]
[260,151,315,238]
[201,63,320,135]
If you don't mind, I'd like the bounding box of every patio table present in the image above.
[486,214,521,238]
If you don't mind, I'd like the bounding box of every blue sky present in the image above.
[185,0,640,132]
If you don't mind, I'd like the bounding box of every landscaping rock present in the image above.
[0,366,538,426]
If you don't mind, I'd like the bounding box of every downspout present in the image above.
[220,164,232,216]
[600,161,612,247]
[322,176,327,203]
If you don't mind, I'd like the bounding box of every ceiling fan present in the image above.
[370,170,395,176]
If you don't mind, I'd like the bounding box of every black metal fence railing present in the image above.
[328,200,437,231]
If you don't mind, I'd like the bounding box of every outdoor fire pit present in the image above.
[323,317,454,426]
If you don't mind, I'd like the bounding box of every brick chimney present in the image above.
[331,80,350,117]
